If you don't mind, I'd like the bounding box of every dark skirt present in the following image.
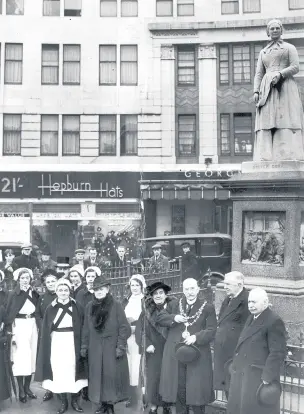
[0,340,10,402]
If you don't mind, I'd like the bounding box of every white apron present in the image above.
[42,305,88,393]
[11,295,38,376]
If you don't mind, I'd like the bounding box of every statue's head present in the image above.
[266,19,283,39]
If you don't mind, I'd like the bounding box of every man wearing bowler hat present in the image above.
[180,242,200,281]
[14,243,40,271]
[156,278,217,414]
[226,287,287,414]
[148,244,169,274]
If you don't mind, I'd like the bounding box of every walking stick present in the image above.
[140,297,148,411]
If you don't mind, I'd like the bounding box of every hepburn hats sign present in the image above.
[0,172,140,199]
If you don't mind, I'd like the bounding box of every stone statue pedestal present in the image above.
[217,160,304,345]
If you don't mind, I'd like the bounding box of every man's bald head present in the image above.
[183,278,200,302]
[224,271,244,298]
[248,288,269,315]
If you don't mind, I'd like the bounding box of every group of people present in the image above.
[0,259,287,414]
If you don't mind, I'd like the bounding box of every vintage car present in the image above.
[141,233,232,286]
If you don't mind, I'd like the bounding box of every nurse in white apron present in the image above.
[5,267,39,403]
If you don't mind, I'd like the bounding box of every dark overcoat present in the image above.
[81,295,131,405]
[227,307,287,414]
[0,306,10,402]
[13,254,40,271]
[36,289,57,331]
[75,287,94,309]
[135,297,173,406]
[213,288,249,391]
[0,288,9,309]
[35,299,87,383]
[5,285,40,329]
[71,283,85,300]
[156,297,217,406]
[181,252,200,281]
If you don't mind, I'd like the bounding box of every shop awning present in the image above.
[140,184,231,201]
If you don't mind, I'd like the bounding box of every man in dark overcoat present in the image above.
[156,278,217,414]
[13,243,40,271]
[213,271,249,396]
[227,287,287,414]
[180,242,200,281]
[148,244,169,274]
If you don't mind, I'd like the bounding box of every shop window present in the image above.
[62,115,80,155]
[178,115,196,156]
[177,46,195,86]
[3,114,21,156]
[171,205,186,235]
[219,46,229,85]
[99,45,117,85]
[99,115,116,155]
[64,0,81,16]
[120,45,137,85]
[220,114,230,155]
[177,0,194,16]
[43,0,60,15]
[121,0,138,16]
[100,0,117,16]
[120,115,138,155]
[41,115,59,156]
[63,44,81,85]
[6,0,23,14]
[156,0,173,16]
[289,0,304,9]
[233,45,251,84]
[221,0,239,14]
[4,43,23,84]
[234,113,253,155]
[243,0,260,12]
[41,44,59,85]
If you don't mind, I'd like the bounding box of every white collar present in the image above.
[186,297,197,306]
[58,298,70,305]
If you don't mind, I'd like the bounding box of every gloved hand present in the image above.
[116,348,125,359]
[80,348,88,358]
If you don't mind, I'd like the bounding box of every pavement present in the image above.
[0,382,145,414]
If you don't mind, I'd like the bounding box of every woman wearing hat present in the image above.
[0,270,9,309]
[5,267,39,403]
[135,282,174,414]
[35,278,87,414]
[122,274,146,408]
[81,276,131,414]
[68,266,85,299]
[76,266,101,309]
[37,269,60,403]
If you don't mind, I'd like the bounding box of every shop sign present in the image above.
[0,213,30,218]
[0,172,140,199]
[141,170,241,181]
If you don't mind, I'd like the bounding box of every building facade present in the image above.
[0,0,303,252]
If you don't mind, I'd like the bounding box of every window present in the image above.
[243,0,260,12]
[41,115,58,155]
[121,0,138,16]
[43,0,60,15]
[63,45,80,85]
[233,45,250,83]
[62,115,80,155]
[178,115,196,156]
[120,45,137,85]
[171,205,185,235]
[0,0,2,13]
[219,46,229,84]
[254,44,263,70]
[3,114,21,155]
[99,115,116,155]
[289,0,304,9]
[177,47,195,86]
[221,0,239,14]
[234,114,253,155]
[220,114,230,155]
[120,115,137,155]
[177,0,194,16]
[99,45,117,85]
[156,0,173,16]
[41,45,59,84]
[100,0,117,16]
[6,0,24,15]
[296,46,304,76]
[64,0,81,16]
[5,44,23,84]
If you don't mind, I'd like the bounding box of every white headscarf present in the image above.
[55,278,72,293]
[129,274,146,290]
[13,267,33,281]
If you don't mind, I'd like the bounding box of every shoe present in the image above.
[24,376,37,399]
[163,406,172,414]
[105,404,114,414]
[57,394,68,414]
[25,390,37,399]
[149,409,158,414]
[71,397,84,413]
[95,404,106,414]
[18,395,27,403]
[43,390,53,402]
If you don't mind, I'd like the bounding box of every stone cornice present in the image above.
[148,15,304,33]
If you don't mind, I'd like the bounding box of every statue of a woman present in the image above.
[253,19,304,161]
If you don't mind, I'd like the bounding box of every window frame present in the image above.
[243,0,261,13]
[0,0,2,14]
[64,0,82,16]
[40,114,59,156]
[232,44,251,84]
[100,0,117,16]
[99,115,117,156]
[221,0,239,14]
[171,205,186,235]
[219,45,229,85]
[3,114,22,156]
[220,114,231,156]
[177,0,194,16]
[43,0,60,16]
[62,115,80,156]
[289,0,304,9]
[99,45,117,85]
[120,44,138,86]
[177,45,196,87]
[233,113,253,156]
[41,44,59,85]
[4,43,23,85]
[177,114,197,157]
[120,114,138,156]
[62,44,81,85]
[121,0,138,16]
[6,0,24,15]
[156,0,173,16]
